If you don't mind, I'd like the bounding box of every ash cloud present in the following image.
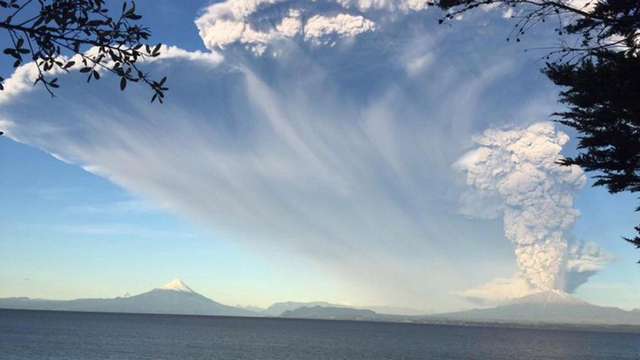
[456,123,612,299]
[194,0,433,55]
[0,0,613,310]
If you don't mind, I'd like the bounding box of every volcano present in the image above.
[0,279,255,317]
[438,290,640,326]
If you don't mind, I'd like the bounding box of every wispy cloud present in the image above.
[59,223,197,239]
[0,0,596,310]
[70,199,159,215]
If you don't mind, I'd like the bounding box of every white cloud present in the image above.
[276,11,304,37]
[159,46,224,64]
[564,240,614,293]
[567,240,613,273]
[569,0,597,11]
[397,35,437,77]
[193,0,435,55]
[336,0,431,11]
[0,1,608,310]
[461,275,538,305]
[404,53,434,76]
[0,45,222,106]
[304,14,376,44]
[0,119,15,136]
[0,41,521,310]
[0,61,44,105]
[456,123,611,297]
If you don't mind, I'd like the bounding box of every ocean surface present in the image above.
[1,309,639,360]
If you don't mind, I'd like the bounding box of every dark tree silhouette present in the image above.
[437,0,640,257]
[0,0,168,103]
[546,52,640,250]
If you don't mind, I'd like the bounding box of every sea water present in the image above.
[1,309,639,359]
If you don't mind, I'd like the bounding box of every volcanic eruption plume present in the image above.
[456,123,608,295]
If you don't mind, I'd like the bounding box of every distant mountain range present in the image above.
[433,290,640,326]
[262,301,350,316]
[0,279,253,317]
[261,301,427,317]
[2,282,639,328]
[280,306,383,321]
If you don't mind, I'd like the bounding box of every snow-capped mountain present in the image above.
[157,279,195,293]
[437,291,640,325]
[0,279,254,317]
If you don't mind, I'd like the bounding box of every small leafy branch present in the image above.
[0,0,168,102]
[436,0,640,63]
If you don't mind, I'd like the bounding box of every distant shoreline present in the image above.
[2,307,639,334]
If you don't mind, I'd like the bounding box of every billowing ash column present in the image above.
[456,122,586,291]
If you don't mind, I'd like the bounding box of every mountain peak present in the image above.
[507,290,589,306]
[157,279,195,293]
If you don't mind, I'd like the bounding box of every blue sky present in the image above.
[1,0,639,312]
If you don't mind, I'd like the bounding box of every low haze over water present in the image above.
[1,310,639,360]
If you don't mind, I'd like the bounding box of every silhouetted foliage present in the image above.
[437,0,639,55]
[0,0,168,103]
[546,51,640,251]
[437,0,640,257]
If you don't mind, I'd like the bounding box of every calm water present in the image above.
[1,309,639,359]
